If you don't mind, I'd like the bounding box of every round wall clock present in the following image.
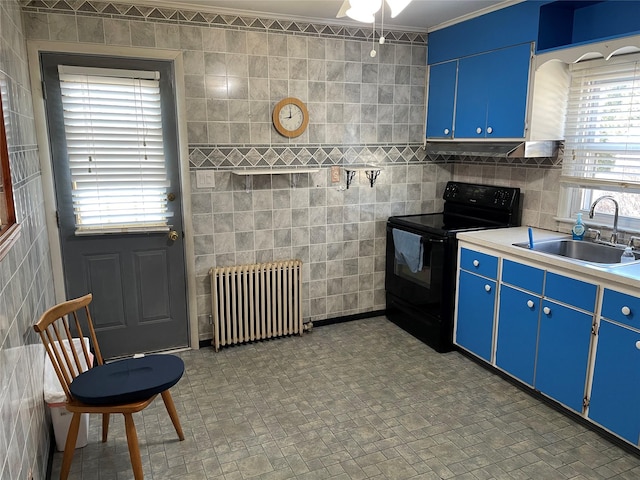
[272,97,309,138]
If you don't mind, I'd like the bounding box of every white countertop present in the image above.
[457,226,640,289]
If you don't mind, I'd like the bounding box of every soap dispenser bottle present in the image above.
[621,246,635,263]
[572,213,585,240]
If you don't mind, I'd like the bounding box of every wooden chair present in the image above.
[34,293,185,480]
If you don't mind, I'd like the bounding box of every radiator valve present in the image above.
[303,321,313,332]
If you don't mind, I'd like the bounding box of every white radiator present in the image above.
[210,259,303,351]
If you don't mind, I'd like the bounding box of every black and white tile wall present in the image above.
[21,1,562,344]
[1,1,56,479]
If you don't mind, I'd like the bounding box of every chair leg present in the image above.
[60,412,81,480]
[161,390,185,441]
[102,413,110,442]
[123,413,144,480]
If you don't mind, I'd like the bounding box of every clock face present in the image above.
[278,104,304,131]
[273,97,309,138]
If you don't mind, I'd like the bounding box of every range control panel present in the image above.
[443,181,520,211]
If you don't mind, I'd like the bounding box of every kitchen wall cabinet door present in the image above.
[456,270,496,361]
[589,319,640,446]
[455,43,531,139]
[496,285,540,386]
[426,61,457,139]
[535,299,593,412]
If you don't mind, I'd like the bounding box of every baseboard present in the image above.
[198,310,386,348]
[311,310,386,328]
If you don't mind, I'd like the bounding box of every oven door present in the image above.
[385,225,447,309]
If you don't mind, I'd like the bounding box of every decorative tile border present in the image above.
[21,0,428,45]
[189,143,562,170]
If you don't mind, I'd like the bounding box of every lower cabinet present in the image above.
[535,300,593,412]
[456,241,640,450]
[589,319,640,445]
[589,288,640,446]
[496,285,540,385]
[456,270,496,361]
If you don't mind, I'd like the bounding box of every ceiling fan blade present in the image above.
[336,0,350,18]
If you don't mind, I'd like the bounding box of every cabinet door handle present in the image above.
[476,127,482,134]
[543,306,551,315]
[444,128,450,135]
[527,300,534,308]
[622,306,632,316]
[484,284,491,292]
[473,260,480,267]
[486,126,493,134]
[636,341,640,350]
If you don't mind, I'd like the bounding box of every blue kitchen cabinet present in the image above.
[425,61,457,139]
[535,299,593,412]
[427,1,541,64]
[538,1,640,53]
[426,43,532,140]
[495,259,595,412]
[456,269,496,361]
[589,319,640,446]
[496,285,540,386]
[589,289,640,446]
[455,43,532,139]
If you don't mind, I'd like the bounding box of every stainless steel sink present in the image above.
[513,239,640,265]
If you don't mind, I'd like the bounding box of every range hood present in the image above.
[423,140,560,159]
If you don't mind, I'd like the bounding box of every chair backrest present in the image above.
[34,293,104,402]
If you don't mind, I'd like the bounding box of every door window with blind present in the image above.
[58,66,172,234]
[561,53,640,230]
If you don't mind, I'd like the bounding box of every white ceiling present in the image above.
[146,0,519,33]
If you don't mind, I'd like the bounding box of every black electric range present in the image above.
[385,181,521,352]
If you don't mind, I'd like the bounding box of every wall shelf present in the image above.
[231,168,320,175]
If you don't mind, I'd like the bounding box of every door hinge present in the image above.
[583,397,590,408]
[591,322,598,335]
[41,81,47,100]
[55,210,60,228]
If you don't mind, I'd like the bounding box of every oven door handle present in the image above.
[424,237,446,244]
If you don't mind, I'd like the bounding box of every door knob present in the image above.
[168,230,179,241]
[484,284,491,292]
[622,306,631,316]
[527,300,534,308]
[543,306,551,315]
[167,192,176,202]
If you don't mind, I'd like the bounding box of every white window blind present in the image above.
[561,53,640,193]
[58,65,172,234]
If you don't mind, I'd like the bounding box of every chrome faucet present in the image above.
[589,195,620,244]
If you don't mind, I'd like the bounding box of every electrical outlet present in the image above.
[196,170,216,189]
[330,166,341,183]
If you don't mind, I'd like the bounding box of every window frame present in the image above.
[0,93,20,261]
[560,52,640,233]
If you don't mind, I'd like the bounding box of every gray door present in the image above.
[41,53,188,359]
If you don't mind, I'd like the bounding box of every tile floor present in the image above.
[51,317,640,479]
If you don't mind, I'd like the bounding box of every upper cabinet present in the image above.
[537,1,640,53]
[456,44,532,139]
[427,2,541,64]
[425,61,456,139]
[426,1,540,141]
[426,43,532,140]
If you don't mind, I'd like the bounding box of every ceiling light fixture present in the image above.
[346,0,381,23]
[386,0,412,18]
[339,0,413,23]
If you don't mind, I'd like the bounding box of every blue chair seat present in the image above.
[70,354,184,405]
